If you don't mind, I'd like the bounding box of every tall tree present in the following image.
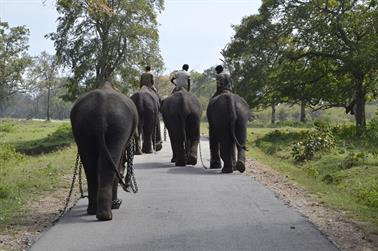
[48,0,164,100]
[0,21,32,103]
[29,52,60,121]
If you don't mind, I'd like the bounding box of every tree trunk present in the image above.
[46,86,51,121]
[271,103,276,125]
[300,100,306,122]
[354,74,366,133]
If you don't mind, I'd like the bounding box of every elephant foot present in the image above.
[154,142,163,151]
[111,199,122,210]
[142,148,153,154]
[210,160,221,169]
[187,156,197,166]
[87,207,96,215]
[96,211,112,221]
[175,160,186,166]
[221,168,233,174]
[234,161,245,173]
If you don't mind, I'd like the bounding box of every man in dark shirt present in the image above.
[140,66,157,92]
[212,65,233,97]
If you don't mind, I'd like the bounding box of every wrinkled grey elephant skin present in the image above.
[131,86,162,154]
[70,83,138,221]
[207,92,249,173]
[161,88,203,166]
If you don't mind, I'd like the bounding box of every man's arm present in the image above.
[187,78,191,92]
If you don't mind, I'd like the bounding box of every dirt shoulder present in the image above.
[0,177,81,251]
[245,158,378,251]
[1,159,378,251]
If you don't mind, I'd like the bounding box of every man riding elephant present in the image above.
[207,65,249,173]
[131,84,162,154]
[70,81,138,220]
[161,87,202,166]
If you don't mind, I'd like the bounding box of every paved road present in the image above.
[30,137,338,251]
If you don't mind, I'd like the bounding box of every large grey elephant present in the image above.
[70,82,138,221]
[131,86,162,154]
[206,92,249,173]
[161,87,203,166]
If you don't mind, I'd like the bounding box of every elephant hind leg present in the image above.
[209,125,221,169]
[220,136,234,173]
[77,138,98,215]
[234,118,247,173]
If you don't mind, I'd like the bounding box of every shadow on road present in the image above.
[167,166,220,175]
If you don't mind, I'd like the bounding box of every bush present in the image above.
[355,178,378,208]
[0,121,16,133]
[0,144,24,164]
[291,124,335,162]
[338,152,366,169]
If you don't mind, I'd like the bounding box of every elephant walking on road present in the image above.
[131,86,162,154]
[70,82,138,221]
[161,87,203,166]
[207,92,249,173]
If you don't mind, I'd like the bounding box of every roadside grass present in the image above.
[0,119,76,230]
[246,126,378,231]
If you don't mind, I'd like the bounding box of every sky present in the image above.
[0,0,261,73]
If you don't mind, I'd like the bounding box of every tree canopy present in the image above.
[224,0,378,130]
[0,21,32,102]
[48,0,165,100]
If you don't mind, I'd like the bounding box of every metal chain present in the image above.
[125,138,138,193]
[54,153,81,223]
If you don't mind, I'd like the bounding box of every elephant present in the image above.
[161,87,203,166]
[131,86,162,154]
[206,92,249,173]
[70,81,138,221]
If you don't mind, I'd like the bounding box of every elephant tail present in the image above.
[98,130,129,191]
[227,94,247,151]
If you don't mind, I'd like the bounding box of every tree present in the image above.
[29,52,61,121]
[223,12,289,124]
[275,0,378,130]
[48,0,164,100]
[0,21,32,103]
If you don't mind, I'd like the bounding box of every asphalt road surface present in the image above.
[30,137,338,251]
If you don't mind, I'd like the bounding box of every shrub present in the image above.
[355,178,378,208]
[0,121,16,133]
[291,124,335,162]
[0,144,24,164]
[338,152,366,169]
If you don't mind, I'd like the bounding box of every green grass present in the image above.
[0,119,76,229]
[246,126,378,232]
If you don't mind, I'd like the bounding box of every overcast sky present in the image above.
[0,0,261,73]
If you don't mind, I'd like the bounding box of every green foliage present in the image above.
[0,144,24,164]
[225,0,378,130]
[354,178,378,208]
[338,152,367,169]
[291,125,336,162]
[0,120,16,133]
[0,21,32,101]
[48,0,165,99]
